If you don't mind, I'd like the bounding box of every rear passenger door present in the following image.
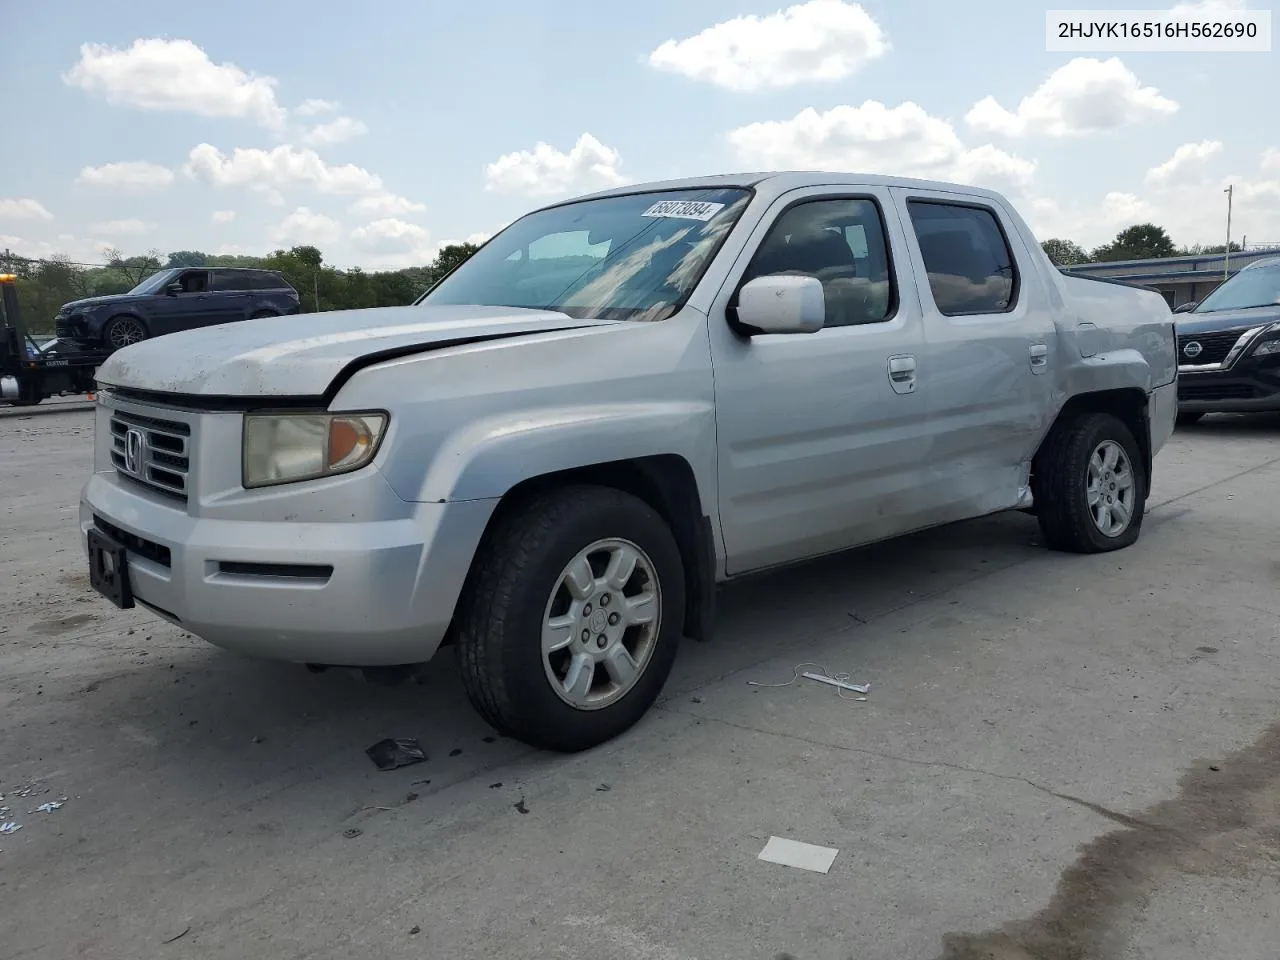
[890,188,1057,521]
[208,271,253,324]
[708,188,932,575]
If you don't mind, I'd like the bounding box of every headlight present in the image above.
[242,411,388,488]
[1254,339,1280,357]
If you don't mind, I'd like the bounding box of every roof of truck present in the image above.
[560,171,1009,207]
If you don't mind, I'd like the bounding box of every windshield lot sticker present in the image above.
[641,200,726,221]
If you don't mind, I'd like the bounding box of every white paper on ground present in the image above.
[757,835,839,874]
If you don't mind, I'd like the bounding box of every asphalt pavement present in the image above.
[2,410,1279,960]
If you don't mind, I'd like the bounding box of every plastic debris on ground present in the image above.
[747,662,871,701]
[0,822,21,835]
[757,836,839,874]
[36,800,65,813]
[365,738,427,771]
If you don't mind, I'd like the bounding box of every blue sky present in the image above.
[0,0,1275,270]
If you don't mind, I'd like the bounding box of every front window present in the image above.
[420,188,752,321]
[1192,261,1280,313]
[128,269,179,295]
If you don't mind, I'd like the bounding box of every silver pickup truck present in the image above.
[80,172,1178,752]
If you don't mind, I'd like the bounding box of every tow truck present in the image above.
[0,273,109,406]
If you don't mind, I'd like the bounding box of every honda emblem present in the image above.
[123,427,145,475]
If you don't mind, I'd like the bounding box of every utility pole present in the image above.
[1223,184,1234,281]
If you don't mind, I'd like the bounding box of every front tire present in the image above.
[455,485,685,752]
[103,315,148,350]
[1034,412,1146,554]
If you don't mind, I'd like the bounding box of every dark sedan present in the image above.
[55,267,301,352]
[1174,256,1280,424]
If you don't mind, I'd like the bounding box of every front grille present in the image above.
[109,410,192,502]
[1177,329,1248,366]
[1178,382,1258,401]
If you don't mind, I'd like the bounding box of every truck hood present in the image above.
[1175,304,1280,336]
[60,293,143,313]
[95,304,621,398]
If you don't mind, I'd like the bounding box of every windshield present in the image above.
[1192,261,1280,313]
[128,268,179,296]
[420,188,752,321]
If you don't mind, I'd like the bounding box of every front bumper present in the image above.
[1177,351,1280,413]
[79,469,497,667]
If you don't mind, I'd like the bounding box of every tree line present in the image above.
[1039,223,1244,267]
[0,242,480,333]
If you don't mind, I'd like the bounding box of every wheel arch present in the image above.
[1033,387,1152,498]
[460,455,717,645]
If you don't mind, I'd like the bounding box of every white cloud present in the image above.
[89,218,152,236]
[1261,147,1280,172]
[212,210,237,224]
[75,160,174,192]
[484,133,627,197]
[0,233,113,262]
[1171,0,1250,12]
[350,217,438,269]
[0,198,54,221]
[295,98,339,117]
[271,207,341,246]
[965,58,1178,138]
[647,0,888,92]
[348,193,426,218]
[64,38,286,128]
[301,116,369,147]
[726,101,1036,190]
[185,143,383,197]
[1146,140,1223,185]
[351,217,431,249]
[1028,148,1280,250]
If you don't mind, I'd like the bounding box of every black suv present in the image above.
[55,267,301,351]
[1173,256,1280,424]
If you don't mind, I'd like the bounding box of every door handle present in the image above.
[1029,342,1048,373]
[887,355,916,394]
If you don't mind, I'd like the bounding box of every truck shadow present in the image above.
[1180,411,1280,435]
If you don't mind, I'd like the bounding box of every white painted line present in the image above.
[757,836,839,874]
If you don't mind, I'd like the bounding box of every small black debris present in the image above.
[252,736,264,744]
[342,828,362,839]
[1210,765,1221,772]
[482,736,496,743]
[410,778,431,786]
[449,748,463,757]
[405,792,419,803]
[596,784,611,793]
[408,925,421,936]
[366,738,427,771]
[161,925,191,945]
[1197,646,1219,654]
[489,782,503,790]
[690,696,704,704]
[514,798,529,815]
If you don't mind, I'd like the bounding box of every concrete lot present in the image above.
[2,408,1279,960]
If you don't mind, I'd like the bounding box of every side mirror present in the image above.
[1172,301,1196,314]
[165,282,183,297]
[734,274,825,335]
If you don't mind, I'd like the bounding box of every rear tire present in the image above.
[455,485,685,752]
[1034,412,1146,554]
[1176,411,1205,427]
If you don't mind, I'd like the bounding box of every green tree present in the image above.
[1090,224,1178,262]
[1179,241,1241,256]
[1041,238,1090,266]
[427,242,481,284]
[166,250,211,267]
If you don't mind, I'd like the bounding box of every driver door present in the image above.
[707,187,933,575]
